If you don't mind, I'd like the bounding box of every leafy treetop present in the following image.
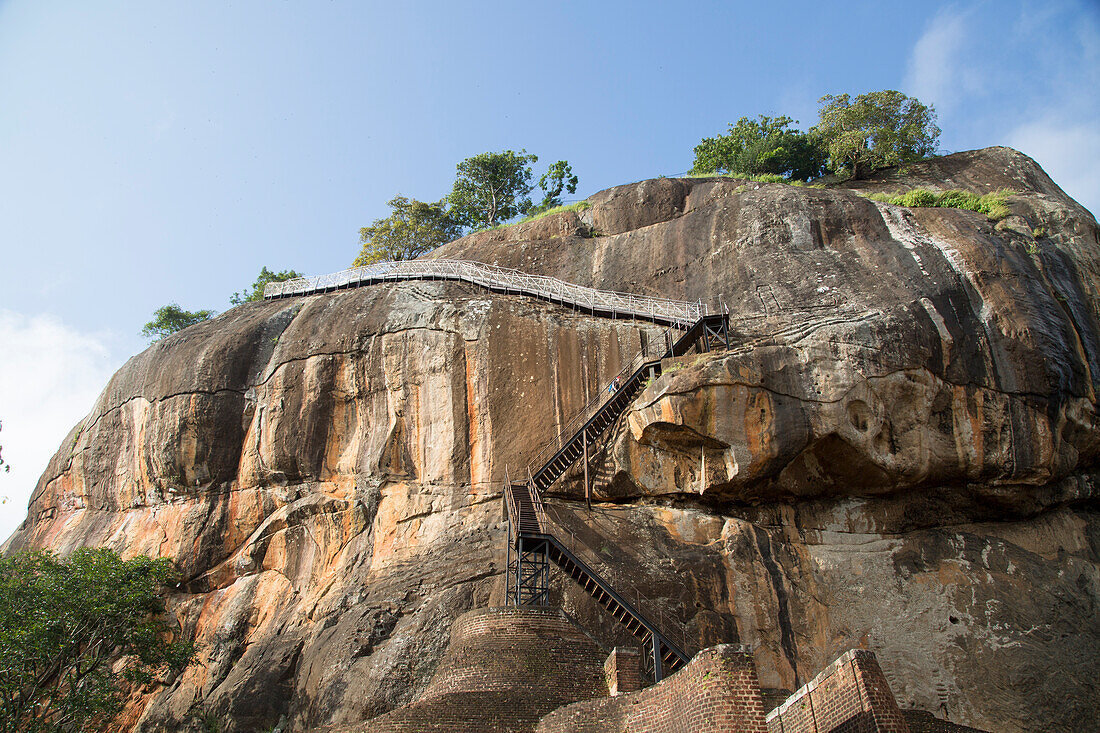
[532,160,579,215]
[813,90,940,179]
[448,150,538,230]
[353,195,461,266]
[141,304,215,341]
[692,115,825,181]
[230,267,304,304]
[0,549,193,733]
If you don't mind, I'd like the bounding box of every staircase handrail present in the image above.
[262,259,706,326]
[527,468,548,531]
[544,534,690,667]
[524,321,683,481]
[547,517,695,661]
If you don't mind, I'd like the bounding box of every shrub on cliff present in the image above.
[141,303,215,341]
[0,549,193,732]
[691,115,826,181]
[813,90,940,179]
[230,267,304,304]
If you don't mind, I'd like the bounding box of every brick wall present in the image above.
[535,644,769,733]
[765,650,910,733]
[604,647,642,696]
[360,607,609,732]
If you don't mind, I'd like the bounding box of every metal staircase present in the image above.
[527,314,730,493]
[505,482,690,681]
[505,310,730,683]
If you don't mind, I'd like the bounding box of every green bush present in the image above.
[867,188,1014,221]
[900,189,937,207]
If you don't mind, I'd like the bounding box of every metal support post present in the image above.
[652,636,664,682]
[583,429,590,510]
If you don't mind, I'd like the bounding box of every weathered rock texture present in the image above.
[5,147,1099,732]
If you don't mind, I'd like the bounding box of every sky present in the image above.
[0,0,1098,540]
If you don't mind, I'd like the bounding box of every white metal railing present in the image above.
[263,259,707,326]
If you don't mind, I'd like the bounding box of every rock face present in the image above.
[6,148,1099,732]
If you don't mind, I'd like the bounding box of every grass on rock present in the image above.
[865,188,1014,220]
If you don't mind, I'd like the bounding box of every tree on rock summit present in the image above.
[813,90,940,179]
[448,150,538,230]
[530,160,579,215]
[354,195,462,266]
[691,115,825,181]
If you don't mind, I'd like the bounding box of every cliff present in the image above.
[5,147,1099,732]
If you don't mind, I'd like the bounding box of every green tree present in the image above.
[0,549,194,732]
[531,160,579,214]
[691,115,825,181]
[448,150,538,230]
[353,195,461,266]
[141,304,215,341]
[230,267,303,305]
[813,90,940,179]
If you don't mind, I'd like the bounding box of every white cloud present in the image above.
[904,7,976,114]
[1008,118,1100,218]
[0,311,124,543]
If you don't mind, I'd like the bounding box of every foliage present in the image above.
[531,160,579,214]
[866,188,1013,220]
[448,150,538,230]
[353,195,461,267]
[813,90,940,179]
[691,115,826,181]
[0,549,193,733]
[141,304,215,341]
[230,267,303,305]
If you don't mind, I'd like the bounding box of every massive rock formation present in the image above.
[5,148,1098,732]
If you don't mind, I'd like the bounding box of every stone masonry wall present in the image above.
[766,650,910,733]
[535,644,768,733]
[344,607,609,732]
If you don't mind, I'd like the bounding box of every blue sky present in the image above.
[1,0,1098,538]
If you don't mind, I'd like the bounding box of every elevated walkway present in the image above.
[262,258,710,327]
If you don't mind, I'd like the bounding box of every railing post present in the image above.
[652,635,664,682]
[582,429,590,510]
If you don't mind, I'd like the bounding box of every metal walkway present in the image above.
[262,259,709,327]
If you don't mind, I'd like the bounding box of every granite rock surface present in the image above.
[6,148,1099,732]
